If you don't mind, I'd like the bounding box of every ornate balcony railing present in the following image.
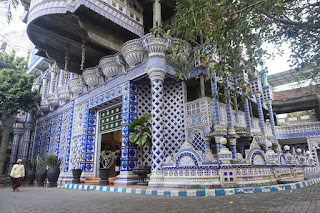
[275,122,320,139]
[28,0,144,36]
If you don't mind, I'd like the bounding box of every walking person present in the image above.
[10,159,25,192]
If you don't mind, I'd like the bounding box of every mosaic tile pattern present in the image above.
[72,102,87,137]
[163,83,186,157]
[191,132,205,153]
[151,79,164,171]
[63,177,320,196]
[137,84,152,167]
[255,95,266,135]
[120,82,138,171]
[58,106,74,172]
[82,108,96,172]
[276,124,320,139]
[33,104,74,172]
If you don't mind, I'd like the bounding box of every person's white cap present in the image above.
[17,159,22,163]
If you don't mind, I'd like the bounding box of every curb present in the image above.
[58,178,320,197]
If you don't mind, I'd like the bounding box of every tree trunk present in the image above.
[0,115,17,175]
[0,127,11,175]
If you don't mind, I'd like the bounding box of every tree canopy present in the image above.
[0,51,41,119]
[155,0,320,91]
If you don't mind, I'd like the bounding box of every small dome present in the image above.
[284,145,290,151]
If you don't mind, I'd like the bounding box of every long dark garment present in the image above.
[12,177,21,190]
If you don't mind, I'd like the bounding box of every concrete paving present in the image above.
[1,183,320,213]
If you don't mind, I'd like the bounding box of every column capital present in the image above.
[24,123,34,130]
[42,75,49,81]
[13,129,24,135]
[255,92,262,97]
[148,69,166,82]
[267,99,272,105]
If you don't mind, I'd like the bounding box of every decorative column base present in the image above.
[265,150,277,164]
[218,148,233,164]
[148,170,164,187]
[114,171,138,186]
[217,137,232,164]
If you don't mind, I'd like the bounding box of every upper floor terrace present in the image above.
[24,0,175,74]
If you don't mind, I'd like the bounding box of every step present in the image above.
[277,177,305,184]
[81,177,117,186]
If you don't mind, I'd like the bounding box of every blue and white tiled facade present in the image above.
[20,1,320,188]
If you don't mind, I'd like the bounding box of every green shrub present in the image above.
[45,154,62,169]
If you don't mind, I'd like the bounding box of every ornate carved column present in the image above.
[243,96,252,133]
[47,66,60,109]
[28,130,35,161]
[114,82,138,186]
[41,76,48,98]
[57,69,71,103]
[255,94,266,136]
[32,82,41,92]
[148,68,165,187]
[153,0,161,27]
[8,124,24,173]
[17,123,33,162]
[267,101,276,136]
[250,75,265,136]
[225,82,238,159]
[49,67,58,95]
[208,62,223,154]
[142,33,171,187]
[58,69,66,87]
[200,74,205,98]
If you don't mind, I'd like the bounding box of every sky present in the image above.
[0,4,30,57]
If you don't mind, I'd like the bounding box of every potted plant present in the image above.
[126,113,152,186]
[99,150,119,186]
[45,154,62,187]
[25,161,36,185]
[72,154,83,184]
[35,157,47,187]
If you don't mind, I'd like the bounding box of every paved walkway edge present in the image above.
[59,178,320,197]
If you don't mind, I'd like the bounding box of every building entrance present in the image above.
[96,104,122,177]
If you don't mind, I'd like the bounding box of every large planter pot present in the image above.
[82,67,100,88]
[142,33,172,56]
[72,169,82,184]
[120,38,147,67]
[57,86,70,102]
[167,39,192,65]
[40,101,50,113]
[26,170,36,185]
[99,168,111,186]
[47,94,59,108]
[68,76,87,96]
[132,167,151,186]
[99,53,125,80]
[47,168,60,188]
[35,169,47,187]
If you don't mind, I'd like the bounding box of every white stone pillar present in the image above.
[8,126,24,173]
[148,70,166,187]
[49,70,57,94]
[58,69,66,88]
[17,123,33,162]
[200,74,205,98]
[41,77,48,98]
[153,0,161,28]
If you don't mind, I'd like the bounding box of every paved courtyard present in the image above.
[1,183,320,213]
